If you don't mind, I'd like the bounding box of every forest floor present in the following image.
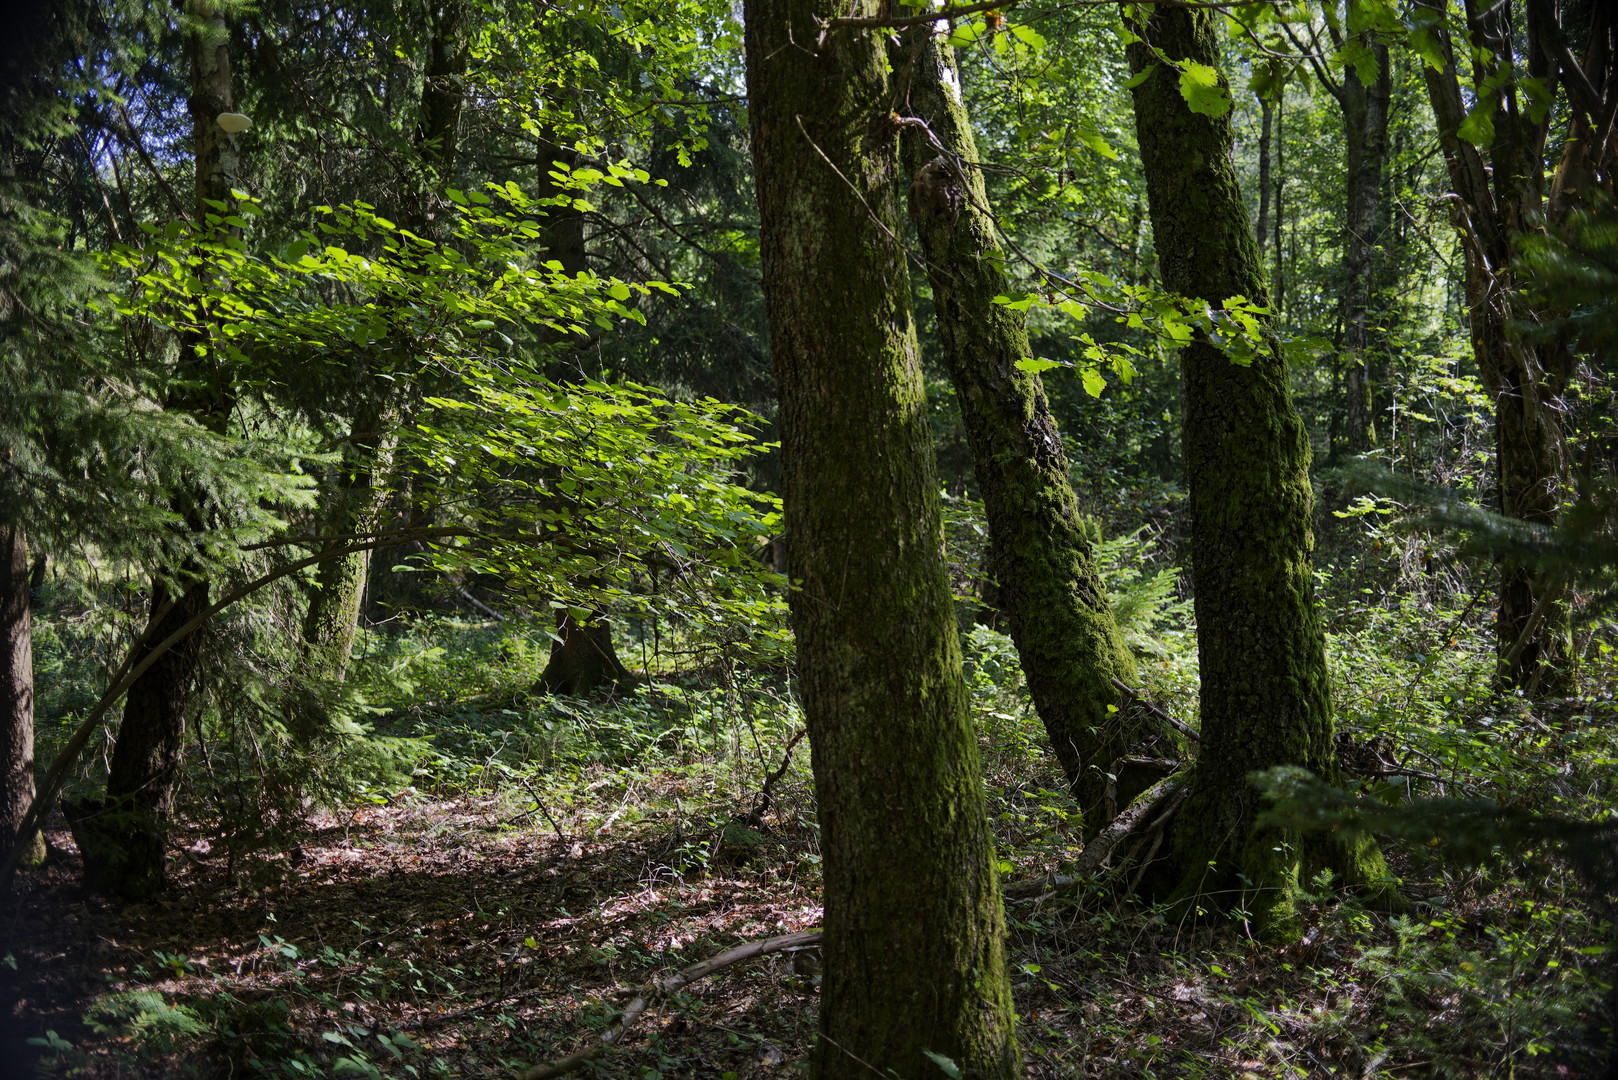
[8,602,1617,1079]
[3,774,1611,1080]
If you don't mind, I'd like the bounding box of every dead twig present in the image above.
[1004,774,1187,902]
[750,728,808,824]
[516,776,567,841]
[1110,676,1200,743]
[514,929,823,1080]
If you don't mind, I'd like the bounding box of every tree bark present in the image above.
[83,0,243,899]
[536,608,634,696]
[889,28,1153,830]
[1419,0,1597,691]
[1125,5,1394,939]
[744,2,1022,1076]
[301,393,400,683]
[1339,42,1392,455]
[0,522,43,868]
[1255,95,1273,258]
[300,0,464,688]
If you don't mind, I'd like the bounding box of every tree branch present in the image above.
[514,930,823,1080]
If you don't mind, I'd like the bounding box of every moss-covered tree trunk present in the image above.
[301,394,400,683]
[888,28,1149,828]
[744,2,1021,1076]
[81,1,241,900]
[0,522,43,868]
[301,0,464,686]
[1125,5,1393,938]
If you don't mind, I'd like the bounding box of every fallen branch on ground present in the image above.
[514,929,823,1080]
[1004,774,1188,902]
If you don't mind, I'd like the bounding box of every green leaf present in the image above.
[1178,61,1232,117]
[1124,65,1156,89]
[1081,368,1107,398]
[1009,23,1046,50]
[1014,356,1064,374]
[607,281,632,301]
[1457,97,1496,146]
[1075,126,1119,160]
[1408,27,1446,72]
[921,1049,964,1080]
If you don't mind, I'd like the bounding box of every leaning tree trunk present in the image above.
[0,522,43,867]
[1125,4,1395,940]
[81,0,243,900]
[745,2,1022,1077]
[889,27,1157,829]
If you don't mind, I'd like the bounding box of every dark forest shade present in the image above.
[889,27,1155,830]
[744,2,1022,1076]
[1125,4,1395,939]
[82,1,245,900]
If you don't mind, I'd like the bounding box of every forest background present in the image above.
[2,0,1617,1077]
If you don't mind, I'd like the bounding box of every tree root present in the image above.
[514,929,822,1080]
[1003,774,1188,902]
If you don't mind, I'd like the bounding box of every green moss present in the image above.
[891,29,1149,832]
[1126,5,1397,937]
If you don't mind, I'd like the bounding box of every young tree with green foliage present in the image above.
[1124,4,1396,938]
[745,1,1022,1076]
[889,25,1153,830]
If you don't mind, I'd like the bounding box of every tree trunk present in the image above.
[0,523,43,868]
[72,579,210,899]
[1125,5,1394,939]
[301,393,400,684]
[1421,2,1576,691]
[529,125,635,692]
[84,0,242,899]
[889,28,1153,830]
[1340,43,1392,455]
[536,608,634,696]
[1255,95,1273,258]
[300,0,464,688]
[744,3,1022,1077]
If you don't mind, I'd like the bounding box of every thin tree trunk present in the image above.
[1255,95,1273,257]
[300,0,464,688]
[1340,44,1392,455]
[889,28,1155,829]
[745,3,1022,1076]
[1125,5,1395,940]
[1272,92,1285,318]
[82,0,242,899]
[0,522,43,867]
